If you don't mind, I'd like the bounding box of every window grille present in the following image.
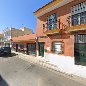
[75,35,86,43]
[48,14,58,30]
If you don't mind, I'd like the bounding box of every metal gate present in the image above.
[74,34,86,66]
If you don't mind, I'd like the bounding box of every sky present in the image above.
[0,0,52,33]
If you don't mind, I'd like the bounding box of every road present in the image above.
[0,53,86,86]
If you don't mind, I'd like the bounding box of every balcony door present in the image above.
[48,14,58,30]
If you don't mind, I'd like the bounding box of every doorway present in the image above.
[27,43,36,56]
[16,44,18,52]
[38,42,45,57]
[74,34,86,66]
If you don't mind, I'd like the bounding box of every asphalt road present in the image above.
[0,53,86,86]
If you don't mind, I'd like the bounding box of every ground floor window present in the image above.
[52,42,64,54]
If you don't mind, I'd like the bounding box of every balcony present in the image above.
[43,19,70,35]
[43,16,86,35]
[70,24,86,32]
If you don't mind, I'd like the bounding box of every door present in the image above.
[26,44,28,55]
[74,35,86,66]
[27,44,36,56]
[16,44,18,52]
[38,42,45,57]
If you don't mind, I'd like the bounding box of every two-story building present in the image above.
[34,0,86,66]
[12,0,86,66]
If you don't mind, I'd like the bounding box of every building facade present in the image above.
[34,0,86,66]
[12,0,86,66]
[3,27,32,47]
[12,34,36,56]
[11,27,32,37]
[0,34,4,48]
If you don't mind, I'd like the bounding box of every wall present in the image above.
[36,0,86,36]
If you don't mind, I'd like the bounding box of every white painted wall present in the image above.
[44,53,75,73]
[44,53,86,78]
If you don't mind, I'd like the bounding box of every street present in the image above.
[0,53,85,86]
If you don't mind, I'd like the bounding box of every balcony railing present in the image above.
[43,15,86,35]
[43,18,71,35]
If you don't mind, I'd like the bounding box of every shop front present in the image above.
[38,42,45,57]
[12,34,36,56]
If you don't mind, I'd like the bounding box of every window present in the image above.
[20,44,24,49]
[71,1,86,26]
[72,12,86,26]
[28,44,36,55]
[74,35,86,43]
[81,12,86,24]
[28,44,36,52]
[52,42,64,54]
[72,14,80,26]
[48,14,58,30]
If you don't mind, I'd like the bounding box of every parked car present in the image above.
[0,47,11,56]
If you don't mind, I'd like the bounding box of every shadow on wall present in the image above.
[0,75,9,86]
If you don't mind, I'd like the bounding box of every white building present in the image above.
[3,27,12,47]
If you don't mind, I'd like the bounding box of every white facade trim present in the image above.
[70,28,86,31]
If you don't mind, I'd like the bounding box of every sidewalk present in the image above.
[12,51,86,83]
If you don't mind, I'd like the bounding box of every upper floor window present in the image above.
[71,1,86,26]
[72,14,80,26]
[81,12,86,24]
[48,14,58,30]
